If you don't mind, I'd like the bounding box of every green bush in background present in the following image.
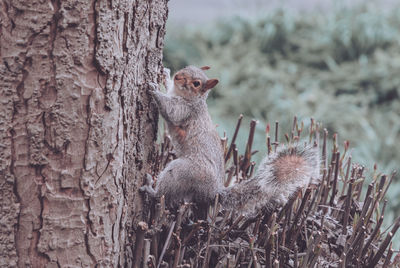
[163,4,400,229]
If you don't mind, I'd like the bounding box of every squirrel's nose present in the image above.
[174,74,186,88]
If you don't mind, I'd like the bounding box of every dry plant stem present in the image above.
[305,186,319,219]
[382,243,393,268]
[219,215,244,240]
[234,147,239,179]
[194,238,201,268]
[364,183,374,207]
[329,152,340,207]
[340,156,352,197]
[345,196,372,252]
[221,136,228,157]
[290,193,317,248]
[264,213,277,267]
[179,247,186,265]
[372,217,400,264]
[249,238,260,268]
[341,179,354,234]
[249,162,256,177]
[339,254,346,268]
[151,200,164,261]
[225,166,235,187]
[281,206,291,250]
[274,232,279,265]
[368,216,400,267]
[381,199,388,219]
[315,169,327,206]
[265,238,272,268]
[267,135,271,155]
[368,232,394,268]
[308,236,324,267]
[219,209,232,231]
[356,233,366,264]
[285,133,290,142]
[253,216,262,237]
[292,189,311,231]
[291,116,297,140]
[364,194,383,231]
[182,222,202,246]
[172,234,181,268]
[172,204,188,268]
[381,172,396,202]
[225,114,243,163]
[157,221,176,268]
[322,165,332,206]
[288,190,311,248]
[293,245,299,268]
[315,123,320,147]
[274,121,279,152]
[233,248,242,268]
[322,129,328,169]
[361,215,384,257]
[378,175,386,193]
[242,120,257,173]
[238,217,258,233]
[355,168,365,202]
[134,222,149,268]
[345,225,366,265]
[266,213,277,242]
[309,118,315,143]
[358,194,373,225]
[299,234,313,268]
[143,239,151,268]
[277,192,298,223]
[202,194,219,268]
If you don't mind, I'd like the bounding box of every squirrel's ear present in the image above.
[200,66,210,71]
[204,79,219,91]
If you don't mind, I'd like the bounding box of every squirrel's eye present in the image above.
[193,81,201,87]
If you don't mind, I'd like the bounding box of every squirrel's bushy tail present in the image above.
[219,144,320,216]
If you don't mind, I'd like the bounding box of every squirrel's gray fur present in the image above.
[141,66,320,216]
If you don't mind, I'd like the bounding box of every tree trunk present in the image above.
[0,0,167,266]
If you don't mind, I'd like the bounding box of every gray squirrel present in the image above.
[140,65,320,216]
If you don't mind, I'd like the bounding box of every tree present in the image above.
[0,0,168,266]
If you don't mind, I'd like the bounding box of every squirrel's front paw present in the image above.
[140,173,157,198]
[163,68,171,80]
[148,82,159,92]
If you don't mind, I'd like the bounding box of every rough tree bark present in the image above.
[0,0,167,266]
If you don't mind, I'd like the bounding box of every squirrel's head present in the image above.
[172,65,219,100]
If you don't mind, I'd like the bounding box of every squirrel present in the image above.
[140,65,320,216]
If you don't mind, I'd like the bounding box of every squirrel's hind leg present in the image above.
[139,173,157,198]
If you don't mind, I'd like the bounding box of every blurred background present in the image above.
[163,0,400,242]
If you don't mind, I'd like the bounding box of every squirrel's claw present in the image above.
[140,173,157,198]
[163,68,171,80]
[145,173,153,185]
[148,82,159,91]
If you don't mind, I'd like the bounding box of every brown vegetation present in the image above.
[138,116,399,267]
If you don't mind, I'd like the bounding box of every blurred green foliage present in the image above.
[163,4,400,222]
